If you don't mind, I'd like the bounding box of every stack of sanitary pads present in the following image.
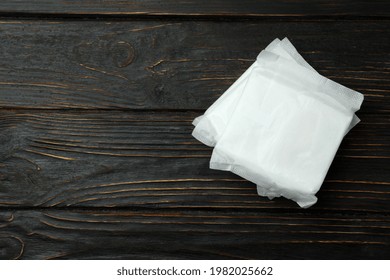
[192,38,364,208]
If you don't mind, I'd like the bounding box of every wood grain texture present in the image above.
[0,1,389,259]
[0,0,388,17]
[0,20,388,110]
[0,110,388,212]
[1,209,390,259]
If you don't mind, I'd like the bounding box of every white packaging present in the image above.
[209,51,364,208]
[192,38,360,201]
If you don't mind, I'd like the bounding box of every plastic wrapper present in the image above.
[191,38,364,207]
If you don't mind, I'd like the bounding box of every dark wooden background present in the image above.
[0,1,389,259]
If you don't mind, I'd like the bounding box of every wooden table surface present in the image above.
[0,1,389,259]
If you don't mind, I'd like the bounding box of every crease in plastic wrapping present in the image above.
[192,38,364,208]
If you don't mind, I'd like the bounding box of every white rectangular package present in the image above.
[192,38,361,201]
[209,51,364,208]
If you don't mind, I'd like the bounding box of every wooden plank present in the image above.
[0,20,388,110]
[1,209,390,259]
[0,1,388,17]
[1,110,389,212]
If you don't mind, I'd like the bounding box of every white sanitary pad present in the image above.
[191,38,364,208]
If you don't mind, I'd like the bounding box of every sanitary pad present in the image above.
[192,38,364,208]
